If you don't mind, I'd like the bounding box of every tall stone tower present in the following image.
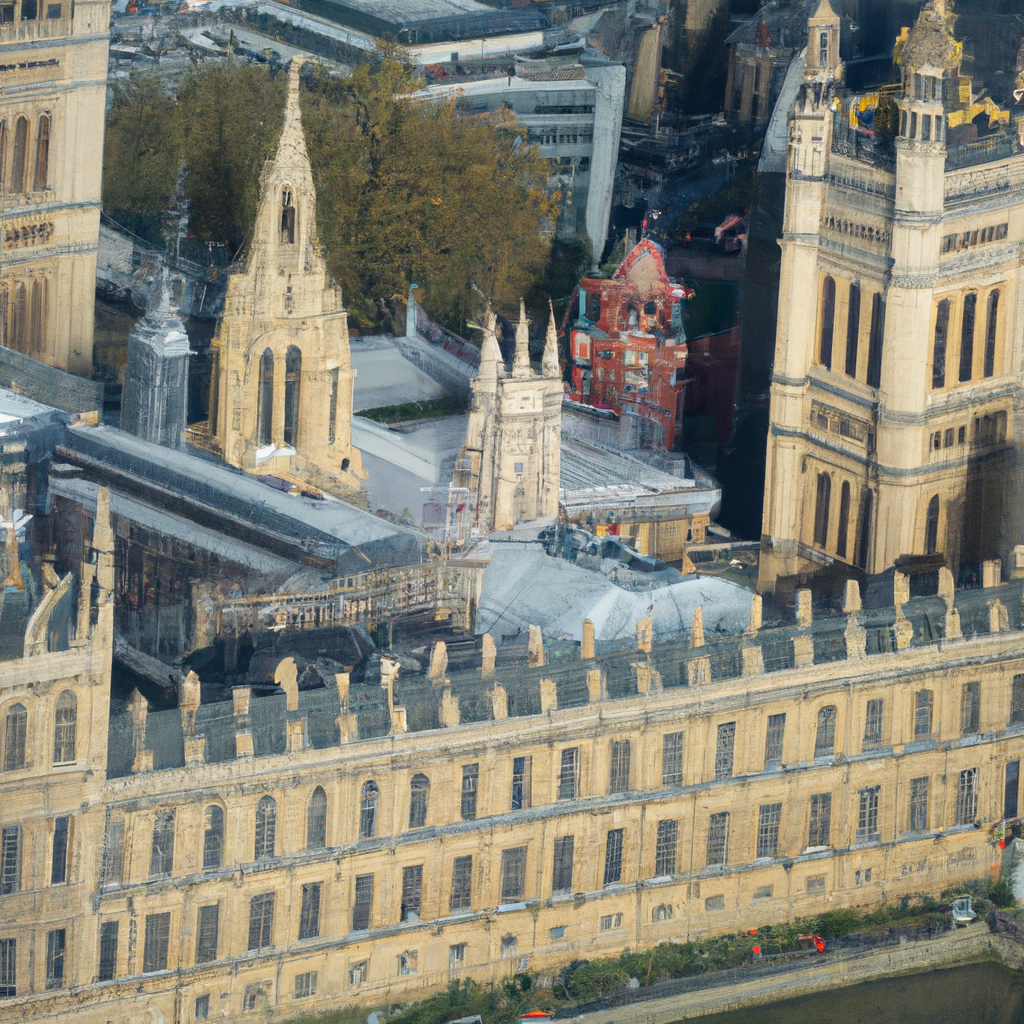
[759,0,1024,592]
[0,0,110,375]
[208,57,364,497]
[455,301,563,533]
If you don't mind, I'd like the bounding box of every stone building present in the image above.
[454,302,563,533]
[206,58,364,498]
[759,0,1024,592]
[0,0,109,375]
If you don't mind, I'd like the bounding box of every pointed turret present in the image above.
[542,300,560,379]
[475,304,502,390]
[512,298,532,378]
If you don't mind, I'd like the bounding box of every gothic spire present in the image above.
[476,304,503,390]
[542,300,560,379]
[512,298,531,378]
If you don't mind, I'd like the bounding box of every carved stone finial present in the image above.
[542,299,560,379]
[512,298,531,378]
[581,618,595,659]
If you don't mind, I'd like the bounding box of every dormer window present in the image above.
[281,189,295,244]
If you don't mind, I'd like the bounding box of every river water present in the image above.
[692,961,1024,1024]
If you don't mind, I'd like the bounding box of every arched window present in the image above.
[33,113,49,191]
[281,189,296,244]
[409,773,429,829]
[932,299,950,389]
[866,293,884,388]
[845,282,861,378]
[0,282,8,349]
[203,805,224,870]
[836,481,851,559]
[0,121,7,192]
[4,703,26,771]
[814,705,837,757]
[11,117,28,194]
[284,346,301,448]
[307,786,327,850]
[984,291,999,378]
[53,690,76,764]
[856,488,873,570]
[254,796,276,860]
[925,494,939,555]
[819,276,836,369]
[958,292,976,382]
[11,283,27,352]
[359,781,378,838]
[29,278,45,355]
[257,348,274,447]
[813,472,831,547]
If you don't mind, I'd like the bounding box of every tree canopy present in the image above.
[102,57,557,333]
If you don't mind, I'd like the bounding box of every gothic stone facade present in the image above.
[208,59,364,498]
[0,0,109,374]
[760,0,1024,591]
[2,557,1023,1020]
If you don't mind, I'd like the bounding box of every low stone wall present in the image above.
[569,926,1024,1024]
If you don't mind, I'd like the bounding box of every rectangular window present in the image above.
[500,935,518,958]
[857,786,880,842]
[196,905,219,964]
[97,921,118,982]
[352,874,373,931]
[1011,676,1024,725]
[399,950,418,975]
[149,810,175,878]
[294,971,317,999]
[956,768,978,825]
[400,866,422,923]
[511,756,532,810]
[195,996,210,1020]
[807,875,826,893]
[243,984,263,1011]
[299,882,322,939]
[0,938,14,998]
[51,816,69,884]
[0,826,19,895]
[461,764,479,820]
[349,961,367,985]
[450,856,472,912]
[500,847,527,902]
[757,803,782,859]
[609,739,631,793]
[143,913,170,974]
[808,793,832,848]
[914,690,933,736]
[603,829,624,885]
[714,722,736,780]
[764,714,786,769]
[600,913,623,930]
[45,930,64,989]
[864,699,884,746]
[449,943,466,966]
[101,818,124,887]
[558,748,579,800]
[552,836,574,893]
[909,777,929,832]
[1006,761,1020,819]
[661,732,684,787]
[248,893,275,951]
[654,819,678,876]
[961,682,980,735]
[707,813,729,866]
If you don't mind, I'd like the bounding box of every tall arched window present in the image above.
[254,795,276,860]
[409,773,429,829]
[814,705,837,757]
[281,189,296,244]
[984,291,999,378]
[203,805,224,870]
[0,121,7,192]
[11,283,27,352]
[257,348,274,447]
[836,481,851,559]
[925,494,940,555]
[29,278,45,355]
[359,781,378,838]
[4,703,27,771]
[10,117,28,194]
[866,292,884,388]
[0,282,8,348]
[932,299,950,389]
[307,786,327,850]
[958,292,976,382]
[813,472,831,548]
[819,276,836,369]
[284,346,301,448]
[845,282,861,378]
[33,113,49,191]
[856,488,873,570]
[53,690,76,764]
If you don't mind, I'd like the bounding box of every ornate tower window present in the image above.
[819,276,835,369]
[984,291,999,378]
[11,117,28,194]
[925,494,939,555]
[281,189,296,244]
[257,349,274,446]
[958,293,976,382]
[284,347,301,447]
[813,472,831,547]
[932,299,950,389]
[33,114,49,191]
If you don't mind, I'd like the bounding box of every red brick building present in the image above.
[566,239,692,451]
